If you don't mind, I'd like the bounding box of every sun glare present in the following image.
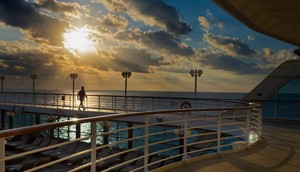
[63,27,95,53]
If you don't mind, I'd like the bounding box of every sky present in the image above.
[0,0,299,93]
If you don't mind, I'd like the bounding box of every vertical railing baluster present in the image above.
[217,110,221,154]
[56,94,58,109]
[144,115,149,172]
[183,111,188,160]
[44,94,46,108]
[246,109,251,145]
[98,96,101,112]
[91,121,97,172]
[0,138,5,172]
[141,98,144,111]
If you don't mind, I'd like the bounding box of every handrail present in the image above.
[0,106,258,138]
[0,96,261,172]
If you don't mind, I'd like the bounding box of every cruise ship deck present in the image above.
[165,121,300,172]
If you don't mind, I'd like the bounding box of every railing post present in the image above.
[258,108,262,139]
[56,94,58,109]
[1,110,5,129]
[144,115,149,172]
[42,94,45,108]
[98,96,101,112]
[0,138,6,172]
[182,111,188,160]
[246,109,251,145]
[141,98,144,111]
[114,97,117,113]
[128,122,133,149]
[91,121,97,172]
[217,111,221,154]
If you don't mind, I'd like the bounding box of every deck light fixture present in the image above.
[0,75,5,92]
[190,69,203,99]
[70,73,78,109]
[121,71,132,110]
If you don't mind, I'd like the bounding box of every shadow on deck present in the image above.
[164,121,300,172]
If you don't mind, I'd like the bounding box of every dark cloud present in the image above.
[76,47,167,73]
[0,0,69,45]
[0,50,65,78]
[34,0,78,14]
[116,30,195,56]
[200,54,270,74]
[102,0,192,35]
[111,47,164,73]
[204,33,256,56]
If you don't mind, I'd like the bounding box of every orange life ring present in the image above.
[180,101,192,109]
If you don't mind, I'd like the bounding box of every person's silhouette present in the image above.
[77,86,87,111]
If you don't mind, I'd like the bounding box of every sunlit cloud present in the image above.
[0,0,70,45]
[101,0,192,35]
[198,16,210,31]
[204,33,256,56]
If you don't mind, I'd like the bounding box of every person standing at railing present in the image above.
[77,86,87,111]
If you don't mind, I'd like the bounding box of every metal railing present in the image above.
[0,101,261,172]
[0,92,243,113]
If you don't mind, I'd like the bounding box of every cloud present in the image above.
[216,22,224,29]
[263,48,272,62]
[198,16,210,31]
[79,47,169,73]
[102,13,128,28]
[204,33,256,56]
[116,29,195,57]
[199,53,269,74]
[101,0,192,35]
[0,0,69,45]
[265,48,299,66]
[34,0,80,16]
[0,46,68,77]
[247,35,255,41]
[111,47,164,73]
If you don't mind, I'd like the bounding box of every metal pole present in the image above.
[0,138,5,172]
[125,75,127,110]
[33,79,35,106]
[33,79,35,93]
[1,79,3,92]
[72,78,75,109]
[194,71,197,99]
[91,122,97,172]
[144,115,149,172]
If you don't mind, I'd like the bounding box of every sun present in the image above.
[63,27,95,53]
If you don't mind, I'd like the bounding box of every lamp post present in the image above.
[30,74,37,106]
[121,71,132,110]
[70,73,78,109]
[189,69,203,99]
[0,75,5,92]
[30,74,38,93]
